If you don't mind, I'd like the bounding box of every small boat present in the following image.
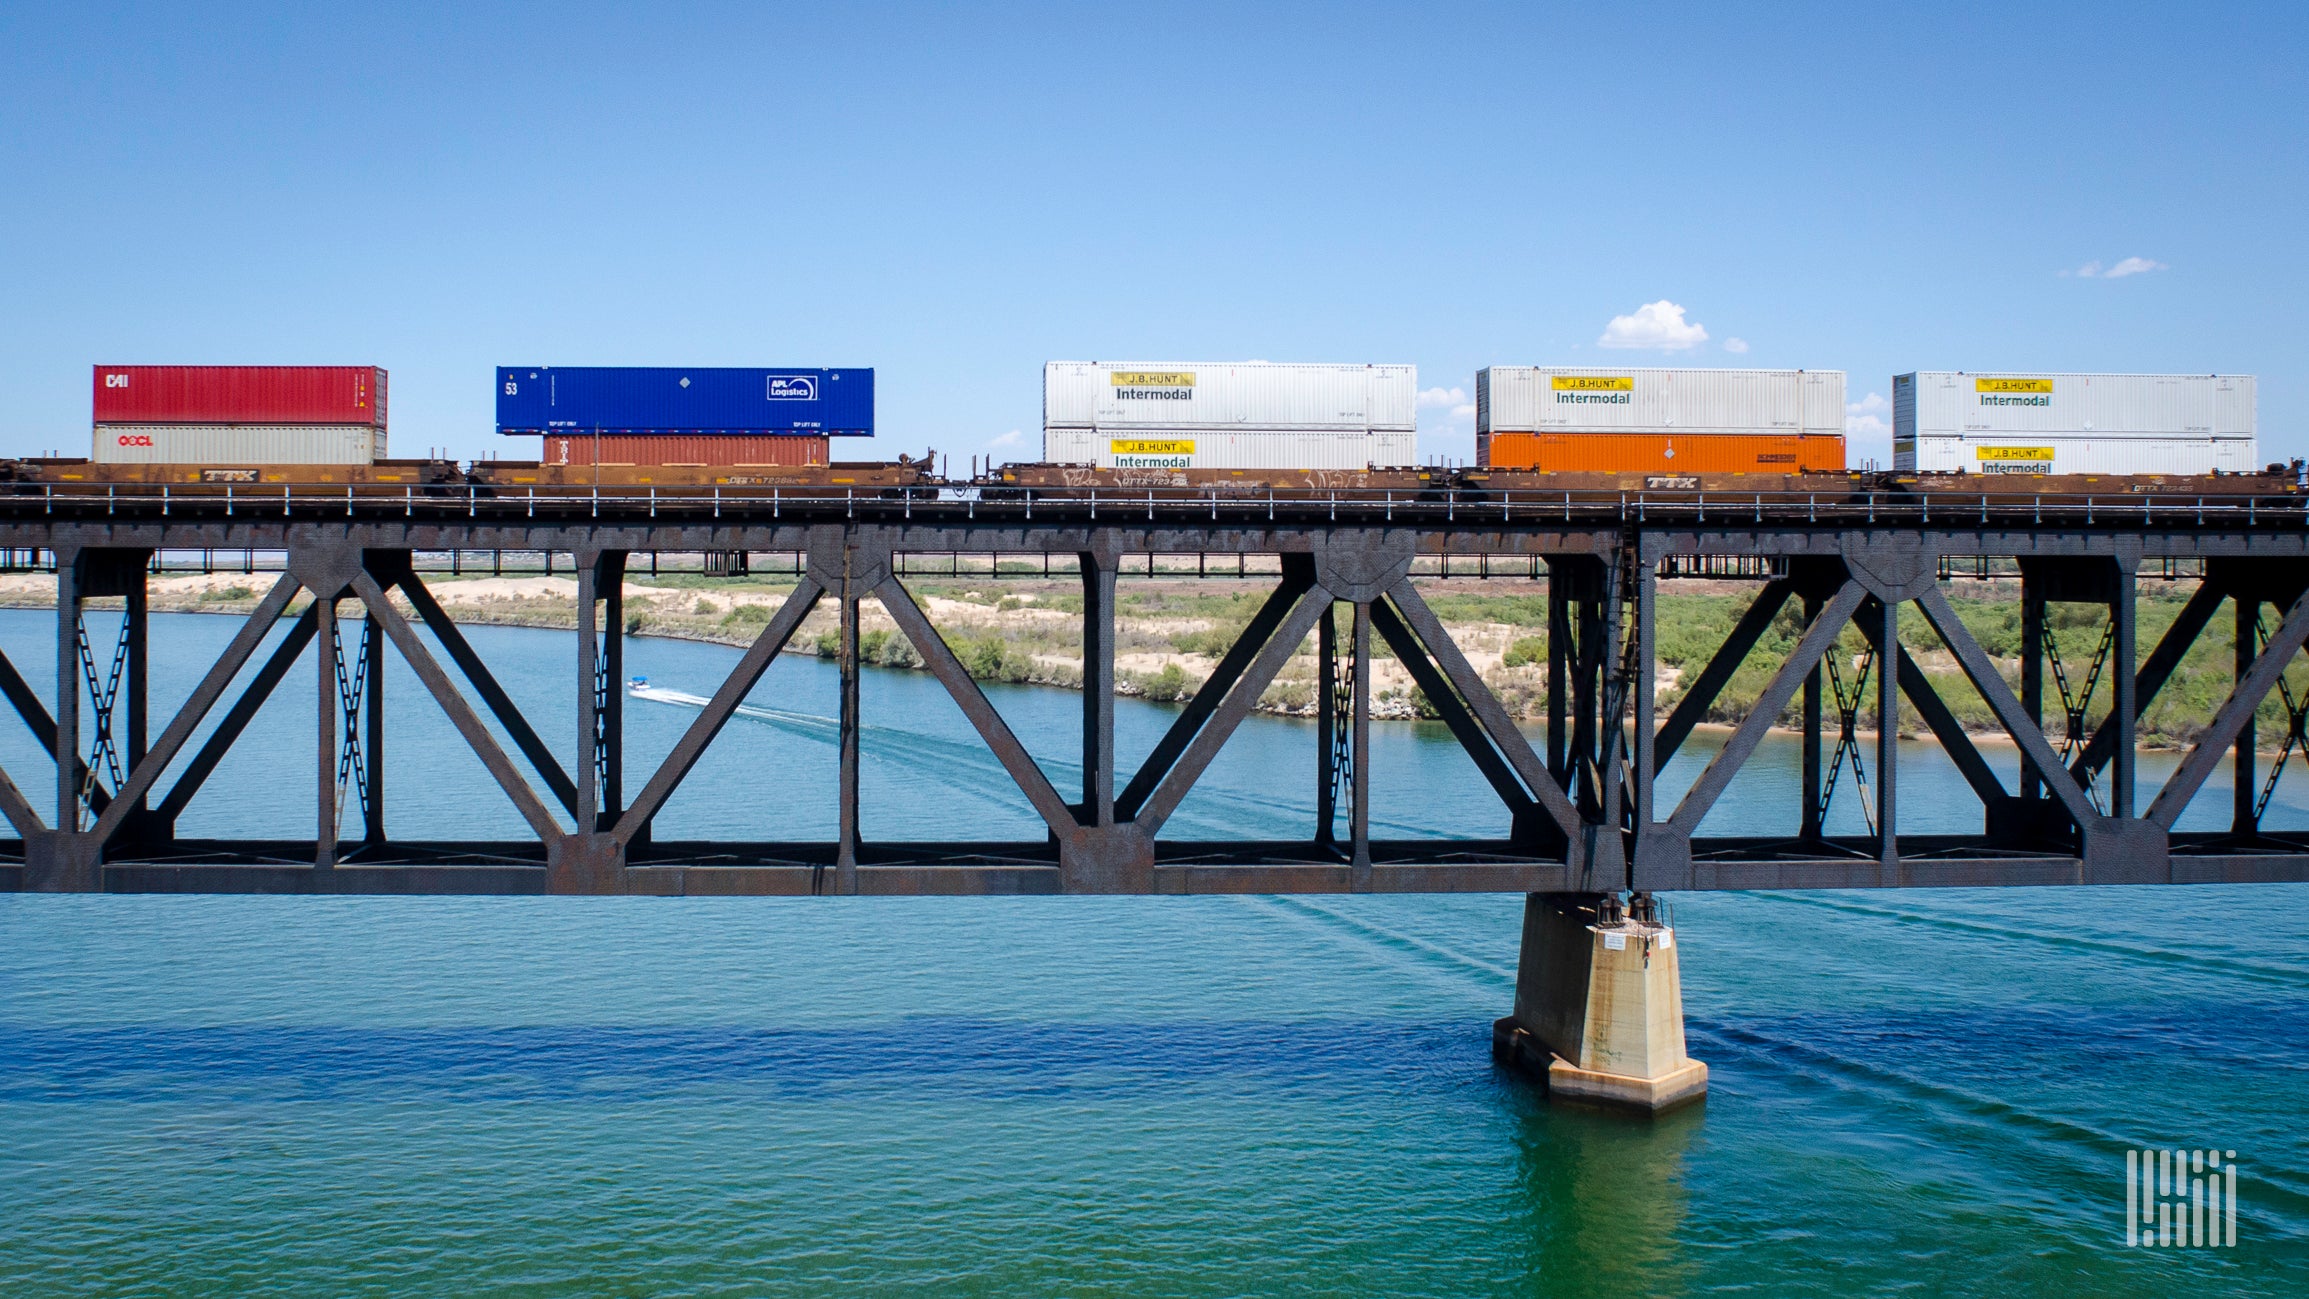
[627,676,650,695]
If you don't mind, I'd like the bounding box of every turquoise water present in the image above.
[1,609,2305,1294]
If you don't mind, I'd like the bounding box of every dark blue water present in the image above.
[1,608,2303,1294]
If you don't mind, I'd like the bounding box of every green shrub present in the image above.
[1139,663,1191,702]
[1502,635,1546,668]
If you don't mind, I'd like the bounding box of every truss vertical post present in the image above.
[1877,596,1898,866]
[1573,589,1600,811]
[54,550,79,831]
[837,551,861,882]
[1800,594,1823,841]
[1632,552,1657,830]
[2112,561,2136,819]
[576,556,601,831]
[2236,593,2258,836]
[1316,602,1337,848]
[126,571,148,816]
[1351,599,1372,878]
[1080,545,1117,827]
[1595,560,1626,826]
[601,551,626,825]
[364,606,385,845]
[2021,581,2045,803]
[315,593,337,871]
[1547,582,1569,784]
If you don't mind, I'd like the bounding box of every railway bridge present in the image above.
[4,480,2306,1109]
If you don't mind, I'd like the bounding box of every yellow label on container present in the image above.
[1976,446,2055,461]
[1975,378,2055,394]
[1111,371,1195,387]
[1110,439,1195,456]
[1551,375,1635,391]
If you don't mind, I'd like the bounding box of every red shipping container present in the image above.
[92,366,387,427]
[543,433,830,467]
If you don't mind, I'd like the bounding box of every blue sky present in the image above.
[1,1,2300,467]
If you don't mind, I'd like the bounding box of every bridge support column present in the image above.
[1492,892,1707,1113]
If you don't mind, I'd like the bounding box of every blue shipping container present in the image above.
[496,367,872,436]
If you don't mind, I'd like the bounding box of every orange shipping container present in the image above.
[1479,432,1844,474]
[543,434,829,467]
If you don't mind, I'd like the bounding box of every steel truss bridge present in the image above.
[4,482,2309,896]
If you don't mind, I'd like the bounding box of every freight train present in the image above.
[2,363,2288,505]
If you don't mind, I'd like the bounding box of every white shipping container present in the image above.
[1892,372,2256,473]
[1477,367,1844,436]
[1043,361,1416,434]
[94,424,386,465]
[1903,436,2259,477]
[1042,427,1418,471]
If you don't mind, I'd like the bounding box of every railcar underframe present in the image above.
[3,486,2309,895]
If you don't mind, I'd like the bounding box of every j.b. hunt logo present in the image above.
[1977,376,2054,408]
[767,375,818,401]
[1552,375,1633,406]
[2127,1148,2236,1248]
[1111,370,1195,401]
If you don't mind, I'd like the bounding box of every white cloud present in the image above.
[1845,391,1890,439]
[1417,386,1468,409]
[989,429,1022,448]
[1451,403,1476,421]
[2069,256,2168,279]
[1723,337,1749,354]
[1598,300,1709,350]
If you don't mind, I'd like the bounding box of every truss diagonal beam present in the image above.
[1369,596,1533,818]
[1654,577,1793,773]
[88,574,303,849]
[397,572,579,818]
[157,602,321,824]
[1386,579,1584,842]
[2147,586,2309,830]
[1916,586,2099,829]
[352,570,565,844]
[0,761,41,836]
[1670,580,1865,835]
[877,575,1077,838]
[0,645,112,813]
[2072,578,2222,784]
[1854,609,2008,806]
[1115,568,1314,820]
[1134,584,1331,838]
[612,579,826,846]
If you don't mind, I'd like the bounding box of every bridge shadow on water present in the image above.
[5,1001,2301,1101]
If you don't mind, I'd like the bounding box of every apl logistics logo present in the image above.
[767,375,819,401]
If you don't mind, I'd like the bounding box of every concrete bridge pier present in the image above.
[1492,891,1708,1113]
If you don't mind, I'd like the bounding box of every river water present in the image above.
[1,608,2303,1294]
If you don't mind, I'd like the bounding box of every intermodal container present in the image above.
[1477,367,1844,443]
[1477,432,1844,475]
[497,367,872,436]
[1042,427,1418,471]
[93,424,386,465]
[1044,361,1416,431]
[93,366,387,426]
[1042,361,1415,469]
[542,434,831,468]
[1893,372,2256,474]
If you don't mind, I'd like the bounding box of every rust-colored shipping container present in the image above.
[1479,431,1845,474]
[542,433,829,467]
[93,366,386,426]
